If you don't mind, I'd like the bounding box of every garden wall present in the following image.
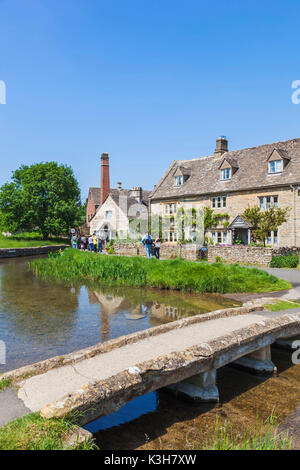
[207,245,274,267]
[113,243,203,261]
[0,245,68,259]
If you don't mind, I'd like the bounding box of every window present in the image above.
[212,196,227,208]
[259,196,278,211]
[211,231,228,245]
[269,160,283,174]
[165,203,177,215]
[221,168,231,180]
[267,231,272,245]
[274,230,278,246]
[259,197,265,211]
[174,175,183,186]
[105,210,112,219]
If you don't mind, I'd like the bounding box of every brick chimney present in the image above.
[100,153,110,205]
[214,136,228,157]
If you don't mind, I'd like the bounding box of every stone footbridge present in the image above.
[1,305,300,427]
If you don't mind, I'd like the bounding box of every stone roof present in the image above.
[150,138,300,201]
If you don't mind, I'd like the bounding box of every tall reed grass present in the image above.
[30,249,291,294]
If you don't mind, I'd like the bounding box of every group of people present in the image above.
[71,232,103,253]
[142,233,161,259]
[71,231,162,259]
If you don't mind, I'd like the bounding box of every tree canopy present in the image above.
[0,162,85,239]
[243,205,290,246]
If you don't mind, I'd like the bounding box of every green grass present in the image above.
[0,378,12,391]
[264,300,300,311]
[270,254,299,269]
[201,414,292,450]
[0,412,98,450]
[30,248,291,294]
[0,232,68,248]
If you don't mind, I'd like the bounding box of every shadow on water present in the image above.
[89,348,300,450]
[0,256,240,372]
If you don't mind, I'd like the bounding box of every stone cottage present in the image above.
[149,137,300,247]
[87,153,151,240]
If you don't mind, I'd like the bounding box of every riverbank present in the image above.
[30,248,291,294]
[0,232,68,249]
[0,245,68,259]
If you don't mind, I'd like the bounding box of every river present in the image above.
[1,256,299,449]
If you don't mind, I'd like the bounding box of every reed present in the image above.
[30,249,291,294]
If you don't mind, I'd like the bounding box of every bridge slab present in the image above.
[165,370,219,403]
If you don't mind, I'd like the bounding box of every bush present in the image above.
[270,254,299,268]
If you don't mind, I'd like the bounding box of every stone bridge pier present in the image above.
[166,344,279,403]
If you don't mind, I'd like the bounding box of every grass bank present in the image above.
[0,232,68,248]
[201,414,292,450]
[0,412,97,450]
[30,249,291,294]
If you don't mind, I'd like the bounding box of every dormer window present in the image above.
[221,168,231,180]
[174,175,183,186]
[269,160,283,174]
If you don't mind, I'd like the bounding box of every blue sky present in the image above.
[1,0,300,200]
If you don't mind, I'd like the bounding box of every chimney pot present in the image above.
[117,182,122,190]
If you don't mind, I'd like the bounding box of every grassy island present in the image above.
[30,249,291,294]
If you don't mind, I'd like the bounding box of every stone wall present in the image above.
[0,245,68,259]
[113,243,203,261]
[273,247,300,256]
[207,245,274,266]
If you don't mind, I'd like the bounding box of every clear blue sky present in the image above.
[1,0,300,200]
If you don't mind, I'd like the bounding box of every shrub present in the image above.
[270,254,299,268]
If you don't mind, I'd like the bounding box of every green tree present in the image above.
[0,162,83,239]
[243,206,290,246]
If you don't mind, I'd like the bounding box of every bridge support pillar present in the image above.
[274,335,300,352]
[165,369,219,403]
[230,345,276,376]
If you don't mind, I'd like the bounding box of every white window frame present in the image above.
[174,175,183,186]
[221,168,231,180]
[269,160,283,174]
[212,196,227,208]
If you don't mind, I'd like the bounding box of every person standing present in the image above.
[88,235,94,252]
[93,233,98,253]
[97,234,103,253]
[71,233,77,249]
[154,236,161,259]
[142,233,153,258]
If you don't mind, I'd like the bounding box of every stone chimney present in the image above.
[130,187,143,203]
[100,153,110,205]
[214,136,228,157]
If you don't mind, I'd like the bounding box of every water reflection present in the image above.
[0,257,240,372]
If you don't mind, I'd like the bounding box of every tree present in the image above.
[0,162,83,239]
[243,206,290,246]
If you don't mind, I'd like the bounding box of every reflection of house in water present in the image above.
[150,303,181,322]
[88,290,131,342]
